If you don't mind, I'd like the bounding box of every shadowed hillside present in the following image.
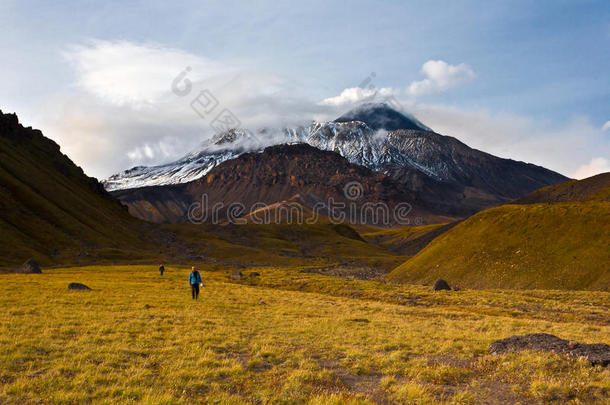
[387,174,610,290]
[0,111,162,266]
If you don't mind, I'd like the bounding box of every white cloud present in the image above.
[602,121,610,131]
[572,157,610,179]
[44,40,331,178]
[319,60,475,107]
[319,87,398,106]
[63,40,236,107]
[407,60,476,97]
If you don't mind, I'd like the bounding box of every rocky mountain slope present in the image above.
[387,174,610,290]
[112,143,452,225]
[104,103,568,216]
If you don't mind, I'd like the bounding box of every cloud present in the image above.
[319,87,398,106]
[63,40,231,106]
[572,157,610,179]
[320,60,475,107]
[41,95,204,178]
[45,40,331,178]
[407,60,476,97]
[602,121,610,131]
[41,43,607,185]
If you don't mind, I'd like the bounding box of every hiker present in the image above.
[189,266,202,300]
[159,264,165,276]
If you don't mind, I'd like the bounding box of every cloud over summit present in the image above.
[320,60,476,107]
[407,60,476,97]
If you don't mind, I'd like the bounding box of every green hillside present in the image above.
[0,111,153,266]
[387,202,610,290]
[513,172,610,204]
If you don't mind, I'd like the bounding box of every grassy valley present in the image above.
[1,265,608,404]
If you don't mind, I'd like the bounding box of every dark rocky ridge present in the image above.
[383,129,569,216]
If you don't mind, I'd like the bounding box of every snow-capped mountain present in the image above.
[104,103,437,191]
[105,103,568,216]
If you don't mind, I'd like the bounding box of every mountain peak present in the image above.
[334,103,430,131]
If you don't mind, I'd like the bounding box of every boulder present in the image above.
[230,271,243,280]
[432,279,451,291]
[15,259,42,274]
[68,282,91,290]
[489,333,610,367]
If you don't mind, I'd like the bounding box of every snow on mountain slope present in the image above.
[103,103,439,191]
[103,103,567,206]
[104,129,260,190]
[103,149,238,190]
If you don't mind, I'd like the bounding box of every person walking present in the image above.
[159,264,165,276]
[189,266,202,300]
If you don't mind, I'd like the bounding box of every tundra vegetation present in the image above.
[1,265,608,404]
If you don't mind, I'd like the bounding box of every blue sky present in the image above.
[1,0,609,178]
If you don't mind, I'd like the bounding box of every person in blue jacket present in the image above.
[189,266,202,299]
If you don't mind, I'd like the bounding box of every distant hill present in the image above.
[387,174,610,290]
[513,172,610,204]
[0,111,153,266]
[359,222,458,256]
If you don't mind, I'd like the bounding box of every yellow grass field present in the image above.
[1,265,609,404]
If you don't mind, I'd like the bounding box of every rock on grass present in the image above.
[489,333,610,367]
[432,279,451,291]
[68,282,91,290]
[14,259,42,274]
